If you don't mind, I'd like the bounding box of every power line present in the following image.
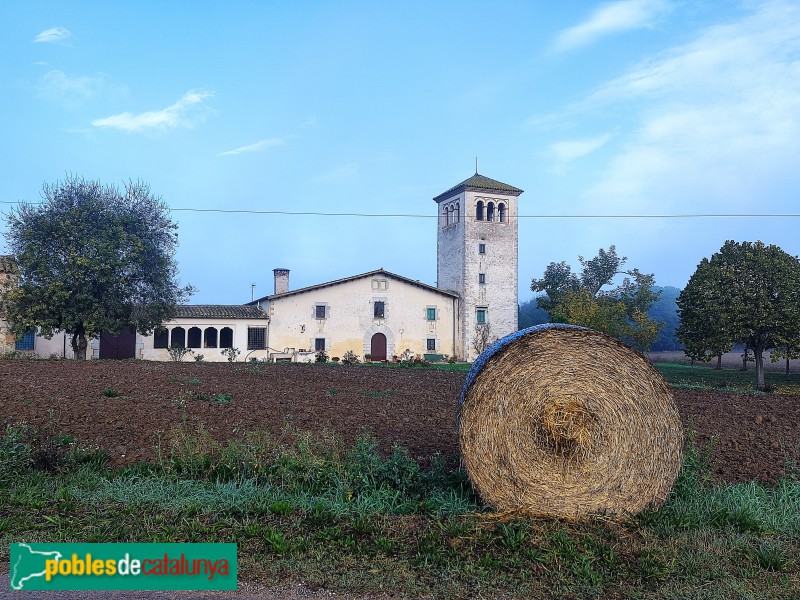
[2,200,799,219]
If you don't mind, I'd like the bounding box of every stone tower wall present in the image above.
[435,184,520,361]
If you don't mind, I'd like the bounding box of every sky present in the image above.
[1,0,799,305]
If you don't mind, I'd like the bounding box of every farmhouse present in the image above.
[12,172,524,362]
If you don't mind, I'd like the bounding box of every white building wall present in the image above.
[140,318,270,362]
[267,275,458,361]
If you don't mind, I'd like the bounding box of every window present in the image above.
[426,307,436,321]
[153,328,168,349]
[170,327,186,348]
[454,203,460,223]
[15,330,34,351]
[478,243,486,254]
[499,203,506,222]
[476,308,487,324]
[374,301,385,318]
[247,327,266,350]
[220,327,233,349]
[204,327,218,348]
[187,327,202,349]
[315,304,327,319]
[476,201,484,221]
[315,338,326,352]
[487,202,495,222]
[427,338,436,351]
[479,273,486,284]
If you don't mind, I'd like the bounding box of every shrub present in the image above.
[342,350,360,364]
[221,347,241,362]
[167,345,193,362]
[101,388,119,398]
[315,350,328,363]
[194,354,205,362]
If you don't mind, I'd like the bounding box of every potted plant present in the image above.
[364,353,372,363]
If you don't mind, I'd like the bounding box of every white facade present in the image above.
[256,270,459,362]
[140,306,270,362]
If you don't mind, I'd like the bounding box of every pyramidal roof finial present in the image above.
[475,156,479,175]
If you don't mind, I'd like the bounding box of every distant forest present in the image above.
[518,286,682,352]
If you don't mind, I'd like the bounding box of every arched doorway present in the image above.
[370,333,387,361]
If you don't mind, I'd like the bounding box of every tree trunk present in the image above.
[787,357,791,380]
[71,325,88,360]
[754,344,765,390]
[741,347,748,371]
[715,354,722,370]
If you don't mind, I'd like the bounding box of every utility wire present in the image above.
[1,200,798,219]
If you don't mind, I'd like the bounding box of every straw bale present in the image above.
[458,324,683,517]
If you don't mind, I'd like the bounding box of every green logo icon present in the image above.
[9,543,237,591]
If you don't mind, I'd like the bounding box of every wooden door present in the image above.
[99,328,136,359]
[370,333,387,361]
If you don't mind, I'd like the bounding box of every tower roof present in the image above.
[433,173,523,202]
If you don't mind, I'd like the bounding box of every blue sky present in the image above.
[2,0,799,304]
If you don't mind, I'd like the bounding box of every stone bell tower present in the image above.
[434,172,523,361]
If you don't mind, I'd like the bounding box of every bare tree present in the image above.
[472,323,497,356]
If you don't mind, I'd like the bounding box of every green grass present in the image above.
[653,361,800,395]
[2,423,798,598]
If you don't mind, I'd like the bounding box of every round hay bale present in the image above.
[458,324,683,518]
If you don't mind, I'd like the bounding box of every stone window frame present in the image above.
[314,337,327,352]
[426,338,437,352]
[478,243,486,254]
[426,306,437,321]
[476,307,488,324]
[479,273,486,284]
[314,303,329,320]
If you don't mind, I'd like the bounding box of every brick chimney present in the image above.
[273,268,290,295]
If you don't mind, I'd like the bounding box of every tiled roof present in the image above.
[0,255,17,274]
[175,305,268,319]
[249,268,459,304]
[433,173,523,202]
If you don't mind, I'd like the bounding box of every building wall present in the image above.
[437,189,520,361]
[267,274,458,361]
[140,318,270,362]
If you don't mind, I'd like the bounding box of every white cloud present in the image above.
[314,163,360,184]
[576,1,800,213]
[550,134,613,163]
[34,27,72,43]
[219,138,285,156]
[554,0,672,52]
[36,70,99,106]
[91,90,213,132]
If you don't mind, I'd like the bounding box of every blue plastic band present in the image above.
[458,323,588,408]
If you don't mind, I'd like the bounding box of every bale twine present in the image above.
[458,324,683,518]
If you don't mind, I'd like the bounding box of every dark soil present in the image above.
[1,360,798,484]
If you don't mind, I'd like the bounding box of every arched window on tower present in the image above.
[476,201,484,221]
[454,202,460,223]
[447,205,454,225]
[487,202,495,222]
[498,203,506,222]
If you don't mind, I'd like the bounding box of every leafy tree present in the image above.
[677,240,800,389]
[675,257,732,368]
[531,246,662,351]
[3,176,193,359]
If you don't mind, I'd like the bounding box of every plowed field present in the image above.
[1,360,798,484]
